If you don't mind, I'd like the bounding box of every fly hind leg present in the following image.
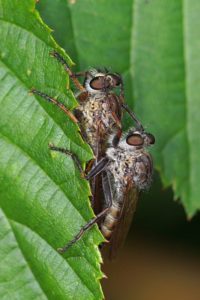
[57,207,110,253]
[57,171,113,253]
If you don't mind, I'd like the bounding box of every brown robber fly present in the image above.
[30,51,134,210]
[31,51,126,158]
[56,114,155,259]
[30,51,153,258]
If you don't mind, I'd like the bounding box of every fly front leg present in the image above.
[50,51,86,92]
[121,103,144,131]
[30,89,78,123]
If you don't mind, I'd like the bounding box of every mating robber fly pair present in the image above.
[31,51,155,259]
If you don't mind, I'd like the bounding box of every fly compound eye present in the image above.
[107,74,122,87]
[90,76,109,90]
[112,74,122,86]
[126,134,144,146]
[146,133,155,145]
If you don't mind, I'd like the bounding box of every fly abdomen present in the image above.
[101,203,121,239]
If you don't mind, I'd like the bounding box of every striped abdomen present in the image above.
[101,203,121,239]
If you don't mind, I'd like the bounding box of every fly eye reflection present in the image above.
[90,76,109,90]
[126,134,144,146]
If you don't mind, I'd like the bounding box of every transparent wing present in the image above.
[102,184,139,260]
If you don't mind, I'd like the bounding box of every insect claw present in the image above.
[49,50,60,60]
[48,143,54,149]
[49,50,55,57]
[57,247,65,254]
[102,273,108,279]
[80,171,86,179]
[29,88,35,96]
[104,238,109,243]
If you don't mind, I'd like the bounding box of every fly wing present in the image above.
[102,184,139,260]
[85,157,109,214]
[108,93,123,122]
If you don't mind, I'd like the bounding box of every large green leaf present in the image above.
[133,0,200,216]
[38,0,200,216]
[0,0,103,299]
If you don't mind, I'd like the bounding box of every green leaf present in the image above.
[38,0,200,216]
[37,0,78,63]
[132,0,200,216]
[0,0,103,299]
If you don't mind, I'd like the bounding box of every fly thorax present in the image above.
[107,148,135,193]
[106,147,118,160]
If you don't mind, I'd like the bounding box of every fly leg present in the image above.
[57,171,113,253]
[110,110,122,131]
[121,103,144,131]
[90,120,103,208]
[50,51,86,92]
[113,80,144,132]
[30,89,78,123]
[118,74,124,101]
[48,144,84,176]
[111,128,122,148]
[85,157,109,180]
[95,120,102,162]
[57,207,110,253]
[106,104,122,147]
[90,177,97,208]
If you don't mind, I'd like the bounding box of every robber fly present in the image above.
[31,51,127,159]
[55,114,155,259]
[30,51,134,211]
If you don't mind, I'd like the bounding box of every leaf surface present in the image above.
[0,0,103,299]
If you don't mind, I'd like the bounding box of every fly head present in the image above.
[84,69,123,94]
[126,130,155,149]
